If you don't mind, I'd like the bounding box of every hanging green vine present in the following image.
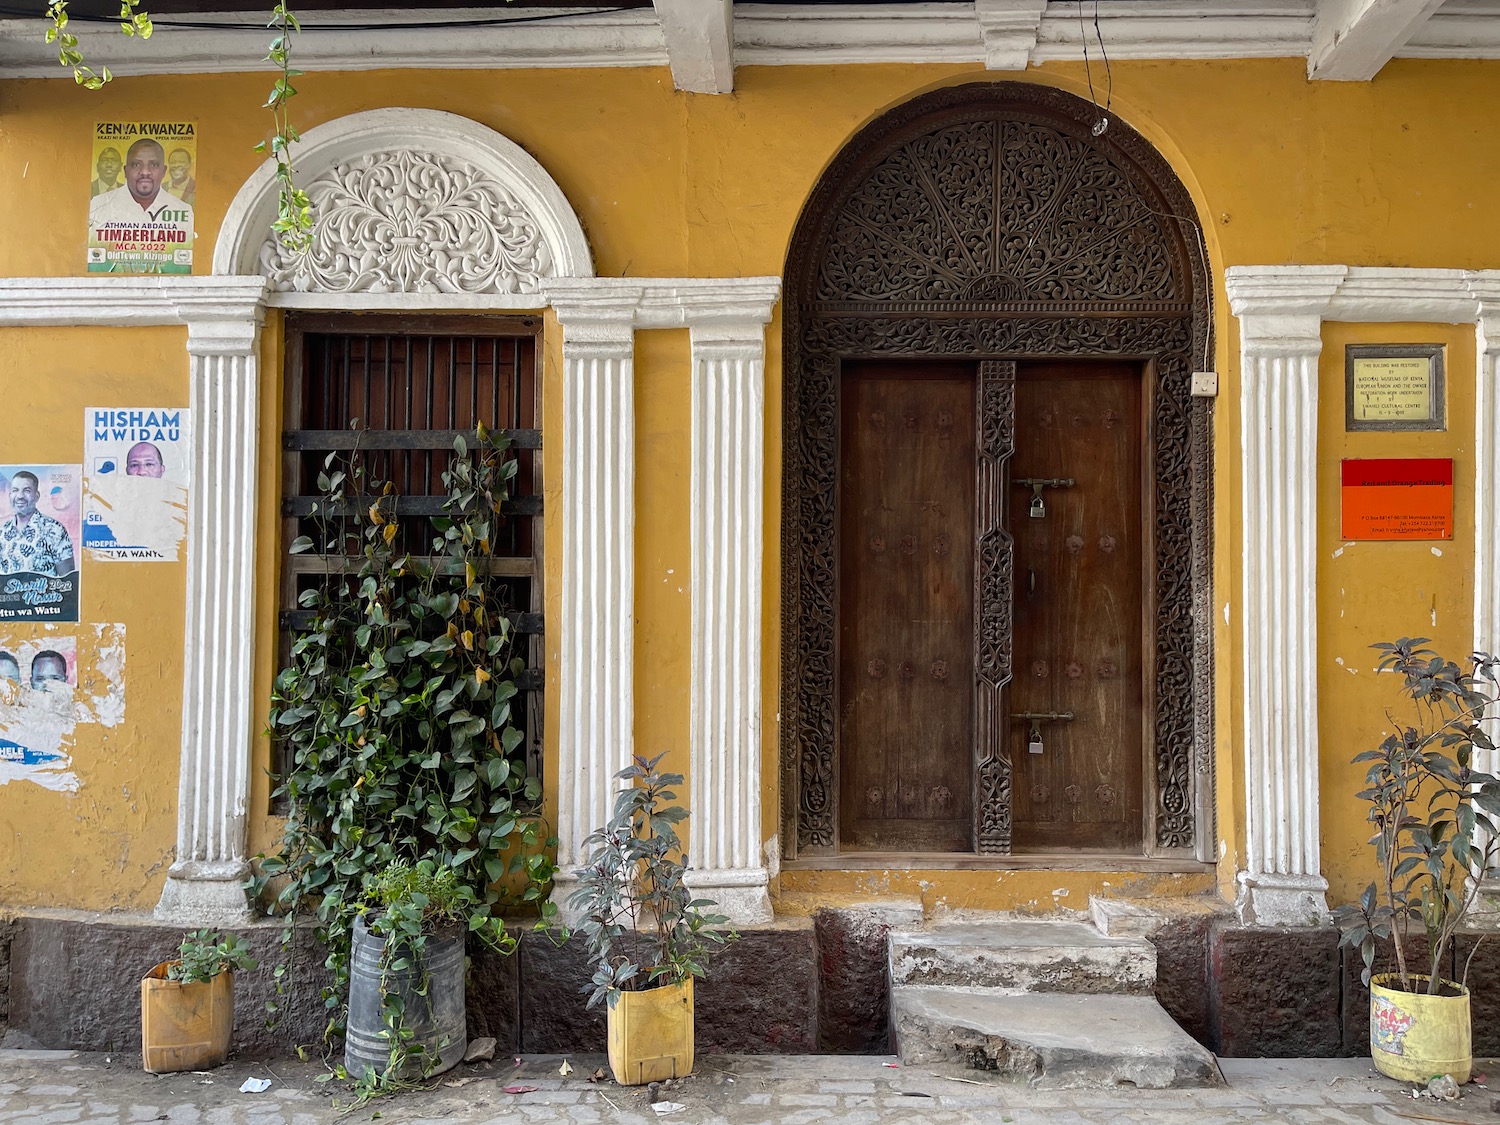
[45,0,151,89]
[251,427,557,1098]
[42,0,313,252]
[259,0,314,253]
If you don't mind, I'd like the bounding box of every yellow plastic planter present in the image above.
[1369,974,1471,1085]
[606,977,694,1086]
[140,962,234,1074]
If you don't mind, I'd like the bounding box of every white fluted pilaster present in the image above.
[1469,276,1500,921]
[1226,268,1344,926]
[685,323,774,925]
[156,280,269,926]
[548,289,640,924]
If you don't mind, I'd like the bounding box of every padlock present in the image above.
[1027,725,1044,754]
[1029,491,1045,519]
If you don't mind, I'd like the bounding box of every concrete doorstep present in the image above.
[2,1050,1499,1124]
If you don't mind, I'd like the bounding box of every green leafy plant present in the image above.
[568,753,735,1010]
[1334,638,1500,995]
[250,427,557,1093]
[166,929,257,984]
[42,0,310,251]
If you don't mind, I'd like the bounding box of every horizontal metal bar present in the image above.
[278,609,545,635]
[285,554,537,578]
[282,494,542,518]
[284,427,541,451]
[1009,711,1076,722]
[1012,478,1075,489]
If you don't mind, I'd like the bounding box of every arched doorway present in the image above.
[780,82,1214,863]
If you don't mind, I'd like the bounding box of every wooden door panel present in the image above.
[1009,362,1145,852]
[838,363,976,852]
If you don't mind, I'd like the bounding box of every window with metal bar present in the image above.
[277,314,544,786]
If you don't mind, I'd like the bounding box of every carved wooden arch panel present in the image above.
[781,82,1215,861]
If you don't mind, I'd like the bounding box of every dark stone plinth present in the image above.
[1151,915,1212,1050]
[697,926,816,1053]
[8,915,332,1054]
[1211,924,1341,1057]
[0,916,14,1030]
[517,931,604,1053]
[1455,934,1500,1057]
[814,908,893,1053]
[466,934,520,1052]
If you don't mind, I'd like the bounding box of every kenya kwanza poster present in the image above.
[86,122,196,274]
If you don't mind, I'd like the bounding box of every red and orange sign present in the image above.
[1341,458,1453,541]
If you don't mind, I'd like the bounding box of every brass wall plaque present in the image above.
[1345,344,1445,432]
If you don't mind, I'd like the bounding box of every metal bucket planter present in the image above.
[345,914,466,1081]
[607,977,694,1086]
[1370,973,1471,1085]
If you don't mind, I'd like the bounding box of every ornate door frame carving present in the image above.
[780,82,1215,862]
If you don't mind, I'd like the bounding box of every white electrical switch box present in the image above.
[1190,370,1219,397]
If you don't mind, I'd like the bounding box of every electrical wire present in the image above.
[0,2,637,32]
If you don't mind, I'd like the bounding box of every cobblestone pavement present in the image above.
[2,1050,1498,1125]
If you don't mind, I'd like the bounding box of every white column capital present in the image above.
[1224,265,1347,317]
[178,278,268,357]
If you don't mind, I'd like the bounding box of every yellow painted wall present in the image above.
[3,57,1500,912]
[0,326,188,911]
[1316,322,1476,906]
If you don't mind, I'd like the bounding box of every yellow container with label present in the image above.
[606,977,694,1086]
[140,962,234,1074]
[1369,974,1471,1085]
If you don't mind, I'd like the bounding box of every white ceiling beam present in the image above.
[653,0,734,93]
[1308,0,1446,79]
[975,0,1048,70]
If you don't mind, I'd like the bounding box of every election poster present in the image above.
[0,624,126,793]
[86,121,196,275]
[0,465,82,623]
[84,407,190,561]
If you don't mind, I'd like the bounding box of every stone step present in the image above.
[892,986,1224,1089]
[888,919,1156,995]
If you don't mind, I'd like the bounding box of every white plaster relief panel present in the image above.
[259,149,553,295]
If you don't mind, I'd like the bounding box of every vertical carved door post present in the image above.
[155,279,269,927]
[547,286,641,925]
[1225,267,1343,926]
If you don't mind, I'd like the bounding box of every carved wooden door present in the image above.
[1008,361,1145,852]
[837,361,976,851]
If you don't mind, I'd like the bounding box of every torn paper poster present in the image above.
[0,623,125,792]
[84,407,190,562]
[0,465,82,622]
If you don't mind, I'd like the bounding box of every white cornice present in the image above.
[0,276,267,328]
[0,6,664,79]
[1225,265,1493,324]
[5,1,1498,81]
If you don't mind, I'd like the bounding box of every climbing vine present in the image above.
[43,0,313,251]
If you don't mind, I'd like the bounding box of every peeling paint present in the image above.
[1431,546,1443,556]
[0,622,125,792]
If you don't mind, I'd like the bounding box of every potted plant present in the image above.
[252,428,557,1097]
[1334,638,1500,1085]
[141,929,257,1074]
[568,753,735,1086]
[344,859,473,1082]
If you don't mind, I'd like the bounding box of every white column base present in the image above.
[1464,877,1500,931]
[1234,871,1331,927]
[154,860,254,927]
[549,869,589,930]
[685,867,774,926]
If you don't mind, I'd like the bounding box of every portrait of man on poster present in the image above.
[90,147,123,198]
[125,441,166,478]
[88,138,194,228]
[0,471,76,577]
